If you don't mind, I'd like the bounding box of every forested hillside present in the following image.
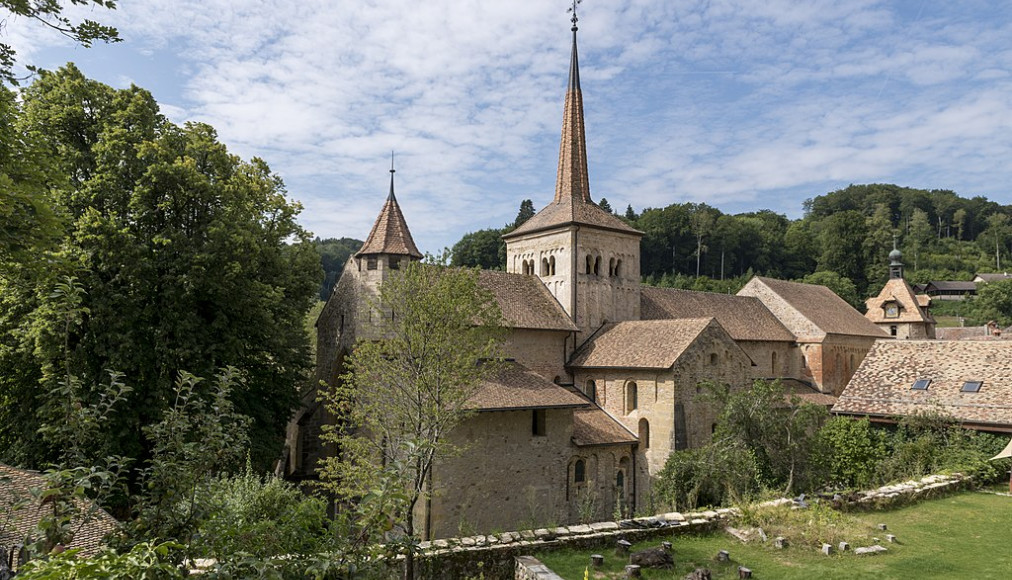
[449,184,1012,303]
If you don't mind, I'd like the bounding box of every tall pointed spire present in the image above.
[554,1,591,205]
[356,154,423,259]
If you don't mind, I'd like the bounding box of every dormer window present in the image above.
[911,379,930,391]
[884,302,899,318]
[961,381,983,393]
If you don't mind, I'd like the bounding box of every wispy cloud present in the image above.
[10,0,1012,251]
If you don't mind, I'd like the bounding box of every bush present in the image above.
[15,542,182,579]
[816,417,888,489]
[191,469,335,560]
[653,440,759,511]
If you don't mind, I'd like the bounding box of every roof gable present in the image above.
[640,287,795,342]
[467,362,588,411]
[478,271,578,332]
[569,318,715,369]
[833,341,1012,427]
[739,277,887,339]
[865,278,934,324]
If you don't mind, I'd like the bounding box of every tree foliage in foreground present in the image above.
[0,64,320,471]
[0,0,120,85]
[320,259,506,579]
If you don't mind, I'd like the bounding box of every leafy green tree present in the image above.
[689,203,717,277]
[815,210,868,292]
[0,1,119,85]
[1,65,320,471]
[320,260,505,579]
[970,278,1012,326]
[450,227,506,270]
[980,212,1012,271]
[906,208,933,271]
[953,208,968,240]
[315,237,362,300]
[863,204,895,284]
[514,198,535,228]
[815,417,887,489]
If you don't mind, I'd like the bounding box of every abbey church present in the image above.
[288,16,891,539]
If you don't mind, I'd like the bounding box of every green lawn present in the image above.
[536,491,1012,579]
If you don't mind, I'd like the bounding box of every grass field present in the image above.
[536,491,1012,579]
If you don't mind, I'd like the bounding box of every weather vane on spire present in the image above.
[390,151,395,175]
[568,0,581,29]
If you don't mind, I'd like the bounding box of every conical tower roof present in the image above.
[505,12,641,240]
[355,162,423,259]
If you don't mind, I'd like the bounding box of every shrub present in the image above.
[653,440,758,511]
[816,417,888,489]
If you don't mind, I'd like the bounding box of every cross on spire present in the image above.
[568,0,581,30]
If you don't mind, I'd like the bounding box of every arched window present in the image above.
[710,353,718,366]
[586,255,593,274]
[593,256,601,275]
[771,351,778,374]
[626,381,638,413]
[638,418,650,449]
[541,258,550,276]
[850,354,855,371]
[549,255,556,275]
[615,259,622,278]
[609,257,616,277]
[586,380,597,402]
[574,459,586,483]
[616,469,624,491]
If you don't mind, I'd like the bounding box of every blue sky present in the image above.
[8,1,1012,253]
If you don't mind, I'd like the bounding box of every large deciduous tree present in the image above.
[0,65,320,471]
[320,260,505,579]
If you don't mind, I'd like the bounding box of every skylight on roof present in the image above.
[961,381,983,393]
[911,379,931,391]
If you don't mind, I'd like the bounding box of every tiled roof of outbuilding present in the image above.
[572,407,638,447]
[741,277,887,338]
[865,278,934,324]
[640,287,795,342]
[503,197,643,238]
[468,362,588,412]
[569,318,714,369]
[478,271,578,331]
[832,341,1012,427]
[0,463,118,558]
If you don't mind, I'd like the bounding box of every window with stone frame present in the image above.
[615,259,622,278]
[638,418,650,449]
[549,255,556,275]
[367,256,377,270]
[389,256,400,270]
[586,379,597,402]
[574,459,586,483]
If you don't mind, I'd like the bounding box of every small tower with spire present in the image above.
[502,4,643,338]
[889,236,904,279]
[353,154,423,275]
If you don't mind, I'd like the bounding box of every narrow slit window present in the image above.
[961,381,983,393]
[532,409,547,436]
[911,379,931,391]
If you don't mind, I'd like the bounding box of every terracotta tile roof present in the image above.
[865,278,934,324]
[569,318,714,369]
[572,407,638,447]
[477,271,578,331]
[741,277,887,339]
[355,190,423,259]
[468,362,588,412]
[832,341,1012,427]
[640,287,795,342]
[502,196,643,238]
[0,463,118,558]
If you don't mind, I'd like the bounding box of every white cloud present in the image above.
[9,0,1012,249]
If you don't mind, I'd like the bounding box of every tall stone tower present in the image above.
[502,12,643,338]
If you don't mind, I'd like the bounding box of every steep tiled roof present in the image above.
[640,287,795,342]
[468,362,588,412]
[865,278,934,324]
[572,407,638,447]
[832,341,1012,427]
[478,271,578,332]
[569,318,714,369]
[355,173,422,258]
[0,463,118,558]
[502,22,641,240]
[740,277,887,339]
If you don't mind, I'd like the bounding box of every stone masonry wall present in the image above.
[505,329,571,385]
